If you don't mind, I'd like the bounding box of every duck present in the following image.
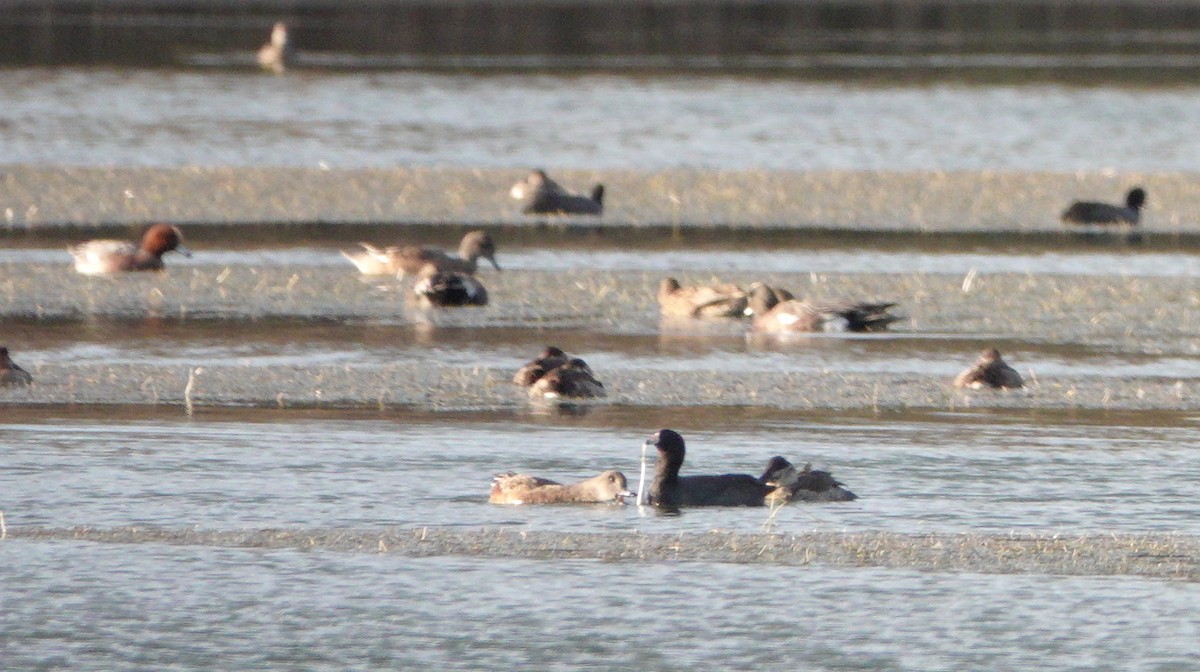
[745,282,899,333]
[658,277,748,319]
[528,358,606,399]
[512,169,604,216]
[954,348,1024,389]
[513,346,570,386]
[0,347,32,386]
[412,269,488,307]
[341,231,500,278]
[758,456,857,504]
[69,224,191,275]
[1061,187,1146,227]
[257,21,296,73]
[645,429,773,507]
[489,470,634,505]
[509,169,566,201]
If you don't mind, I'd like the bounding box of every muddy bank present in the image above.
[8,525,1199,580]
[2,166,1196,234]
[2,266,1199,412]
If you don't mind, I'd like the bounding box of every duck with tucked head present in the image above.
[257,21,296,73]
[412,268,488,307]
[1061,187,1146,227]
[528,358,606,399]
[341,230,500,278]
[758,456,857,504]
[0,347,32,386]
[513,346,570,387]
[954,348,1024,390]
[69,224,191,275]
[512,169,604,216]
[658,277,748,319]
[745,282,899,333]
[489,470,634,505]
[644,429,773,508]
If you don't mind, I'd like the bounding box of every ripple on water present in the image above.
[2,544,1198,670]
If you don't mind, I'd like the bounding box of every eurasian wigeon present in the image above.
[758,456,857,504]
[0,347,32,386]
[528,358,606,399]
[412,269,489,307]
[513,346,570,387]
[489,470,634,505]
[954,348,1024,390]
[69,224,191,275]
[745,282,899,333]
[658,277,748,319]
[341,231,500,277]
[257,21,296,73]
[644,429,773,508]
[512,169,604,216]
[1061,187,1146,227]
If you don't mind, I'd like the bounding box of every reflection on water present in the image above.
[4,409,1200,534]
[3,67,1200,170]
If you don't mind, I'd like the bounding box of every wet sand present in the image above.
[2,166,1196,234]
[2,264,1200,412]
[8,525,1199,580]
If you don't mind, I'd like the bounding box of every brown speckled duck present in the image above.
[657,277,748,319]
[341,231,500,278]
[528,358,606,399]
[954,348,1024,390]
[513,346,571,387]
[489,470,633,505]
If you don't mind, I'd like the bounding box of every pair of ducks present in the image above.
[513,347,606,399]
[659,277,901,333]
[491,429,856,506]
[342,230,500,307]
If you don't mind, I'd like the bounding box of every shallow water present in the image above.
[4,545,1198,671]
[3,67,1200,171]
[4,408,1200,535]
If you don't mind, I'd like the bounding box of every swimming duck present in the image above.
[1061,187,1146,227]
[954,348,1024,389]
[512,169,604,216]
[413,269,488,307]
[528,358,606,399]
[0,347,32,386]
[758,456,857,504]
[658,277,748,319]
[745,282,899,333]
[489,470,634,505]
[257,22,296,73]
[341,231,500,277]
[513,346,570,386]
[645,429,773,508]
[69,224,191,275]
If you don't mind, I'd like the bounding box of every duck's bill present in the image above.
[176,244,193,258]
[488,256,502,271]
